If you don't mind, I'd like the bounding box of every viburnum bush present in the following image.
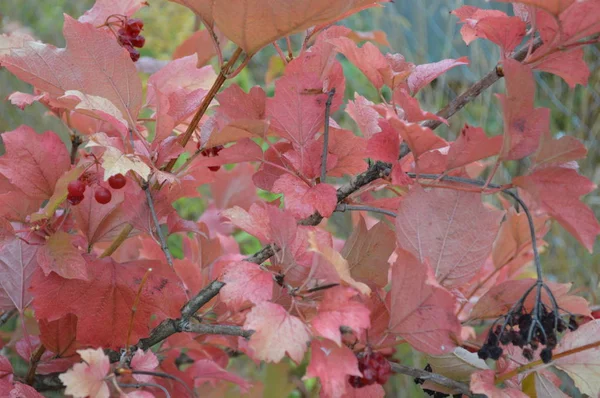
[0,0,599,396]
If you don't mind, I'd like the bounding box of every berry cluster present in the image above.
[67,173,127,206]
[200,145,224,172]
[348,351,392,388]
[478,303,578,364]
[116,18,145,62]
[414,365,461,398]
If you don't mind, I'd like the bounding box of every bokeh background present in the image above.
[1,1,599,396]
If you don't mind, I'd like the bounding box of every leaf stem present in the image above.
[100,224,134,258]
[143,182,174,269]
[26,344,47,385]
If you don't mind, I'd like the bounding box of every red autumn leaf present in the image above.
[468,279,590,320]
[59,348,110,398]
[0,126,70,201]
[0,16,142,127]
[531,132,587,170]
[203,85,268,148]
[446,124,503,171]
[554,319,600,396]
[535,47,589,88]
[389,250,461,355]
[341,218,395,287]
[330,37,413,89]
[36,231,89,281]
[171,0,388,55]
[470,369,528,398]
[191,138,264,170]
[273,175,338,218]
[219,261,274,312]
[395,185,504,287]
[452,7,526,55]
[131,349,159,383]
[311,286,370,345]
[321,129,368,177]
[366,120,401,163]
[78,0,148,26]
[407,57,470,94]
[346,94,381,138]
[146,55,215,144]
[389,118,447,159]
[513,166,600,252]
[304,339,362,398]
[497,59,549,161]
[392,89,446,124]
[31,258,186,349]
[188,359,251,392]
[39,314,78,357]
[243,302,311,363]
[494,0,572,15]
[0,225,39,312]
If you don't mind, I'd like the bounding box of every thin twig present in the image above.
[391,362,472,397]
[70,135,82,165]
[182,323,253,339]
[320,88,336,183]
[335,203,397,218]
[0,308,17,327]
[143,182,173,269]
[25,344,47,385]
[118,382,171,398]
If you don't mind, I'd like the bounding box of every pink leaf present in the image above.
[470,370,528,398]
[78,0,148,26]
[0,126,70,200]
[188,359,251,392]
[407,57,469,94]
[469,279,590,320]
[532,132,587,170]
[396,185,504,287]
[220,261,274,312]
[393,89,447,124]
[304,339,362,398]
[304,183,338,217]
[323,129,368,177]
[273,175,337,218]
[59,348,110,398]
[366,121,401,163]
[535,47,589,88]
[7,91,44,110]
[243,302,311,363]
[311,287,370,345]
[389,250,461,355]
[346,94,381,138]
[389,118,447,159]
[131,349,159,383]
[554,319,600,396]
[513,166,600,252]
[0,16,142,128]
[36,231,89,280]
[173,29,221,67]
[498,59,549,161]
[446,124,503,170]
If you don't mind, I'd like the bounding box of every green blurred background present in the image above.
[1,1,598,396]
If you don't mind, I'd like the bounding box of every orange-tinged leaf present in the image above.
[396,185,504,288]
[308,232,371,295]
[513,166,600,252]
[554,319,600,397]
[493,0,574,15]
[37,231,89,281]
[39,314,78,357]
[0,16,142,127]
[34,165,87,221]
[535,47,589,88]
[389,250,460,355]
[446,124,503,171]
[389,118,446,159]
[173,29,221,66]
[468,279,590,320]
[304,339,361,398]
[243,302,311,363]
[532,132,587,170]
[171,0,388,55]
[341,218,395,287]
[310,286,370,345]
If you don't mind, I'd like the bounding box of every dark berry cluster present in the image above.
[199,145,224,172]
[117,18,145,62]
[414,365,461,398]
[67,173,127,206]
[348,351,392,388]
[478,304,578,364]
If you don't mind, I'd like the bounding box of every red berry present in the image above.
[125,18,144,36]
[67,180,86,196]
[129,35,145,48]
[108,174,127,189]
[118,34,132,46]
[94,187,112,204]
[208,165,221,172]
[67,194,84,206]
